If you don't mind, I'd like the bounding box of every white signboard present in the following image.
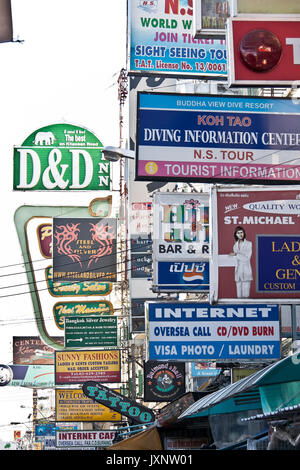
[55,430,116,448]
[153,192,209,260]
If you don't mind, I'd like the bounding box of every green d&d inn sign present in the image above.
[13,124,111,191]
[64,316,118,348]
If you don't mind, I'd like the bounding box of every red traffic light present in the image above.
[239,29,282,72]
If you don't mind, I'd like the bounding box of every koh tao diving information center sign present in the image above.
[129,0,227,77]
[136,92,300,184]
[13,124,110,191]
[146,302,280,361]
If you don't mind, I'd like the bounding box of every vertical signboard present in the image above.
[130,202,152,279]
[52,217,117,282]
[128,0,227,77]
[153,192,209,292]
[13,124,110,191]
[210,186,300,303]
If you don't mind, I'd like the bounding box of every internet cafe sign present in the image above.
[13,124,111,191]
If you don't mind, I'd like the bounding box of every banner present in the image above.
[146,302,280,361]
[210,186,300,302]
[136,92,300,184]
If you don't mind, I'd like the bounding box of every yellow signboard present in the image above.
[55,350,121,384]
[236,0,300,13]
[55,388,121,422]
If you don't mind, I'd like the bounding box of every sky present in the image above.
[0,0,127,442]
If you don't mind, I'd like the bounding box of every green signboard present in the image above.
[13,123,110,191]
[64,316,118,348]
[54,301,114,330]
[46,267,112,297]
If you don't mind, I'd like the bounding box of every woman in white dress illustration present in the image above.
[229,226,253,298]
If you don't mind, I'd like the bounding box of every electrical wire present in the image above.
[0,247,153,296]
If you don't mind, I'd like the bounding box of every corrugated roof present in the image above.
[241,403,300,422]
[178,352,300,420]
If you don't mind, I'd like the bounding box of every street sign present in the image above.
[64,316,118,348]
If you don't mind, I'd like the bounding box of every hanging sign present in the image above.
[52,217,117,282]
[82,381,155,425]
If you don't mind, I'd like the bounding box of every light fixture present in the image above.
[102,146,135,162]
[239,29,282,72]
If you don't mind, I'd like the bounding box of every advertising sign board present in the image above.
[46,267,112,297]
[136,92,300,184]
[210,186,300,303]
[64,316,118,348]
[13,336,63,365]
[13,123,110,191]
[52,217,117,282]
[82,381,155,424]
[55,388,121,422]
[146,301,280,361]
[9,365,54,387]
[53,301,114,330]
[128,0,227,77]
[153,192,209,291]
[153,192,209,259]
[231,0,300,14]
[227,17,300,86]
[56,430,116,448]
[144,361,185,402]
[55,350,121,384]
[193,0,230,37]
[190,362,221,377]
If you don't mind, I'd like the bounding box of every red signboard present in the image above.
[227,17,300,85]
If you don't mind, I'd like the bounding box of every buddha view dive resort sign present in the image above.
[13,124,111,191]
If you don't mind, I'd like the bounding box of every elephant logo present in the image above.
[34,131,56,145]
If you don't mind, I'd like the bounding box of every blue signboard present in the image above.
[191,362,221,377]
[147,302,280,361]
[155,261,209,292]
[257,235,300,293]
[137,93,300,184]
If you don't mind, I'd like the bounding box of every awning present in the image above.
[108,426,163,450]
[178,352,300,420]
